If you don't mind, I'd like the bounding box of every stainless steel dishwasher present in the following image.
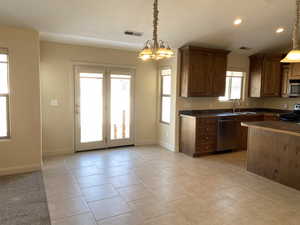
[217,118,239,151]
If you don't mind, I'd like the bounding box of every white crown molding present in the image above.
[40,32,143,51]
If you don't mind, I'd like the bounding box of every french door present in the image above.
[75,66,134,152]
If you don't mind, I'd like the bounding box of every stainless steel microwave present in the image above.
[289,80,300,97]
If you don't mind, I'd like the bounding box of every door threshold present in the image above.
[75,144,135,153]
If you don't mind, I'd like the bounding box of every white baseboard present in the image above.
[0,163,41,176]
[159,141,175,152]
[43,148,74,157]
[135,139,157,146]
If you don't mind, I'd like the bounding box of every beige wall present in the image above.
[0,26,41,175]
[158,52,260,151]
[40,41,157,156]
[256,97,300,110]
[157,53,179,151]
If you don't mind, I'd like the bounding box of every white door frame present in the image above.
[106,67,135,148]
[74,65,107,151]
[74,65,135,152]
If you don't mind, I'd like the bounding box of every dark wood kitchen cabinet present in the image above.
[238,115,264,151]
[281,64,290,98]
[249,54,282,98]
[180,46,230,97]
[180,116,217,157]
[289,63,300,79]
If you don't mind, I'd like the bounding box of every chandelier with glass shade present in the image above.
[281,0,300,63]
[139,0,174,61]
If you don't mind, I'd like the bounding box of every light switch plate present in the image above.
[50,99,59,106]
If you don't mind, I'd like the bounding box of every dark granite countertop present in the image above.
[242,121,300,137]
[179,108,291,118]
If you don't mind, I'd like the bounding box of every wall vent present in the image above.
[124,30,143,37]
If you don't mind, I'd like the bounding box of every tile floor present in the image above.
[43,146,300,225]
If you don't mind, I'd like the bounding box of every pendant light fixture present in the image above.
[139,0,174,61]
[281,0,300,63]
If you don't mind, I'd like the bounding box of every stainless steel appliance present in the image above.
[289,80,300,97]
[280,104,300,122]
[217,118,239,151]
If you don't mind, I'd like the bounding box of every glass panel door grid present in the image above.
[79,73,103,143]
[75,67,134,151]
[110,75,131,140]
[0,53,9,138]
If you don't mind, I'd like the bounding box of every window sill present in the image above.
[160,121,170,125]
[0,137,11,142]
[218,99,244,103]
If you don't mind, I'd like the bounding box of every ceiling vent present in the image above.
[124,30,143,37]
[239,46,252,50]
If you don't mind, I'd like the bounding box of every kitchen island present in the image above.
[242,121,300,191]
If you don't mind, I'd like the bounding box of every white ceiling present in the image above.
[0,0,296,54]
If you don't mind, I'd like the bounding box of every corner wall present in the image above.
[40,41,157,156]
[0,26,41,175]
[257,97,300,110]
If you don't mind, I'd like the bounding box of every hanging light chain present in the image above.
[293,0,300,49]
[153,0,159,49]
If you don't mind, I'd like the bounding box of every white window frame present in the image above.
[219,71,245,102]
[160,67,171,124]
[0,49,10,139]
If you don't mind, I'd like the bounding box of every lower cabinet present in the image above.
[238,115,264,151]
[180,116,217,157]
[180,113,279,157]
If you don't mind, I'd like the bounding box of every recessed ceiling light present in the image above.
[276,27,285,33]
[233,18,242,26]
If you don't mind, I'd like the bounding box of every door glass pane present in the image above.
[219,77,230,101]
[0,63,8,94]
[80,73,103,143]
[0,54,7,62]
[0,96,8,137]
[110,74,131,140]
[162,75,171,95]
[230,77,242,99]
[162,96,171,123]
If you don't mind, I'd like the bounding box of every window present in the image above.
[0,50,9,138]
[160,68,171,124]
[219,71,244,101]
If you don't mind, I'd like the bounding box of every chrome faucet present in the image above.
[232,99,236,113]
[232,99,240,113]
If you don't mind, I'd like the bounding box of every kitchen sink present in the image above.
[235,112,257,115]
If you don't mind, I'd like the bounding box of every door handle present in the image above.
[75,104,80,114]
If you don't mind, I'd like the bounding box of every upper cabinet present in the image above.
[289,63,300,79]
[179,45,230,97]
[281,64,290,98]
[249,54,282,98]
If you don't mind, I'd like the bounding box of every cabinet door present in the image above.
[262,57,282,97]
[189,51,214,96]
[180,49,190,97]
[289,63,300,79]
[212,53,227,96]
[249,56,263,98]
[281,65,290,98]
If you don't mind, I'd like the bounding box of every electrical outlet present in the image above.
[283,104,288,109]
